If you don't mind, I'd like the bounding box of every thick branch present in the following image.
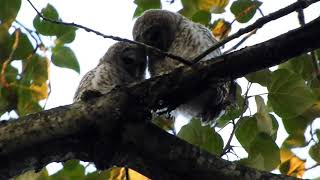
[0,15,320,180]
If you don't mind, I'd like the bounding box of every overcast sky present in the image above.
[14,0,320,178]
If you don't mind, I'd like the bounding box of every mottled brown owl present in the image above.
[133,9,231,124]
[73,42,146,102]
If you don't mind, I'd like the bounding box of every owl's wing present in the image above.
[196,24,222,60]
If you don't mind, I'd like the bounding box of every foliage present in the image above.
[13,160,150,180]
[1,0,320,179]
[178,118,223,155]
[134,0,320,178]
[0,0,79,117]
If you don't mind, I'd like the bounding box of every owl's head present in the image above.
[103,42,146,81]
[133,9,182,51]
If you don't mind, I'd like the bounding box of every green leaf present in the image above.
[216,84,245,127]
[0,80,18,116]
[85,170,110,180]
[191,10,211,26]
[0,0,21,26]
[51,160,85,180]
[316,49,320,60]
[0,24,9,42]
[255,95,273,135]
[235,116,258,151]
[283,134,307,148]
[1,63,19,84]
[282,115,310,135]
[17,57,48,115]
[63,160,81,171]
[245,69,271,87]
[0,25,10,60]
[230,0,262,23]
[10,31,34,60]
[23,54,49,84]
[268,69,317,119]
[253,96,279,140]
[269,114,279,141]
[17,85,43,116]
[238,156,265,171]
[33,4,61,36]
[316,129,320,141]
[55,26,77,45]
[279,54,314,81]
[309,143,320,162]
[179,0,198,17]
[0,88,12,116]
[177,118,223,155]
[52,46,80,73]
[133,0,161,17]
[247,133,280,171]
[14,168,49,180]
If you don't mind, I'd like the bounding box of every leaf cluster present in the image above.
[0,1,79,117]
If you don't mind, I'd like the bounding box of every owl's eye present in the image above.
[145,30,159,43]
[122,56,135,65]
[143,26,172,50]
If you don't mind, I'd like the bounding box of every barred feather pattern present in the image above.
[73,42,146,102]
[133,9,231,124]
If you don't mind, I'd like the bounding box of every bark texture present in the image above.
[0,15,319,180]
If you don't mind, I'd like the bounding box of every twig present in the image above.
[192,0,320,64]
[223,29,257,54]
[223,7,264,53]
[125,166,130,180]
[257,8,265,17]
[42,81,52,110]
[220,82,252,157]
[220,119,236,157]
[84,162,93,169]
[26,0,192,66]
[296,0,306,26]
[14,20,42,54]
[246,92,268,99]
[305,163,320,171]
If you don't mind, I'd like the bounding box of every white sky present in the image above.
[12,0,320,178]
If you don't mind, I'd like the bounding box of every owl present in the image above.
[133,9,232,124]
[73,42,146,102]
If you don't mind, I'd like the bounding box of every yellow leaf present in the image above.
[109,167,150,180]
[211,19,231,40]
[280,147,294,163]
[30,83,48,101]
[280,147,305,178]
[198,0,229,13]
[128,168,151,180]
[109,167,124,180]
[288,156,305,178]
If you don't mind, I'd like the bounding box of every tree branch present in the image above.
[192,0,320,63]
[1,14,320,180]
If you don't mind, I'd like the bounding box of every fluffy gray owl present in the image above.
[133,9,232,124]
[73,42,146,102]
